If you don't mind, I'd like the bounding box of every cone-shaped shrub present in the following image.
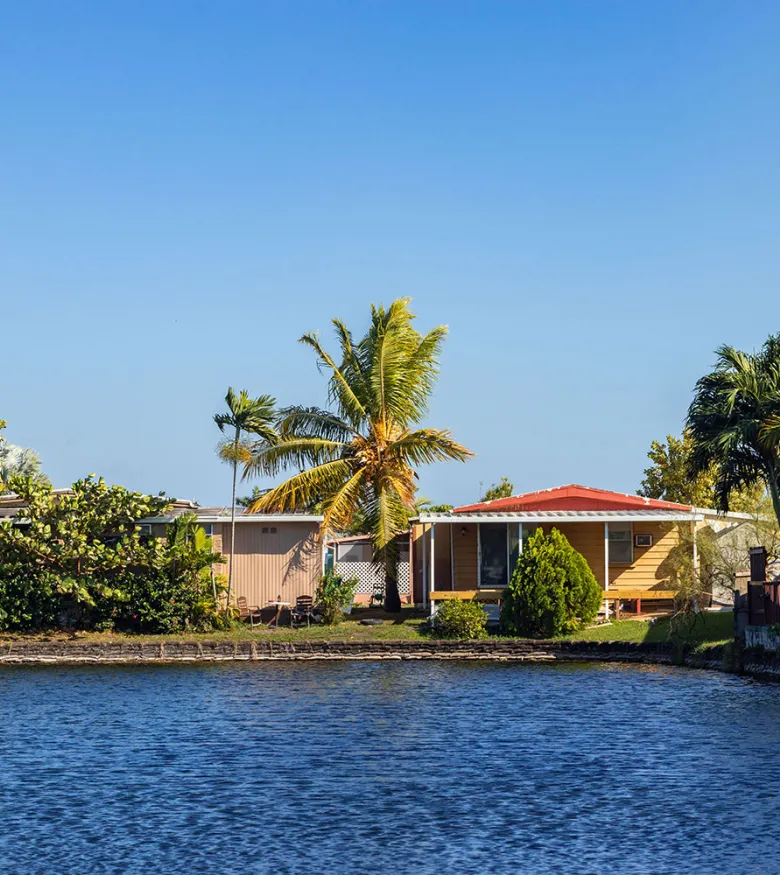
[501,527,602,637]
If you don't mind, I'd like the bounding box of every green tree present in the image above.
[0,421,46,492]
[501,528,602,637]
[236,486,269,508]
[245,298,473,612]
[480,476,514,502]
[214,389,278,611]
[687,336,780,526]
[0,476,221,632]
[639,430,764,510]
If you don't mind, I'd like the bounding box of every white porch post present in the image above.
[518,522,523,554]
[429,523,437,617]
[604,522,610,620]
[422,525,428,611]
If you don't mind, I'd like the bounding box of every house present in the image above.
[142,505,325,611]
[411,484,750,616]
[0,490,325,614]
[326,533,412,604]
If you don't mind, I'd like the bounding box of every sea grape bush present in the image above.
[501,527,602,637]
[0,476,223,633]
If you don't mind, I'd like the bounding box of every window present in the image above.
[337,542,372,563]
[608,527,633,564]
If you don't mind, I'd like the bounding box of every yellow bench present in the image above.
[429,590,506,602]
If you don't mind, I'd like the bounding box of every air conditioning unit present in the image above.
[634,533,653,548]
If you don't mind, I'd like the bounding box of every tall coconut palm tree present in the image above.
[244,298,473,612]
[214,389,278,610]
[687,335,780,526]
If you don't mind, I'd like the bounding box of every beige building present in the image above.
[144,506,325,610]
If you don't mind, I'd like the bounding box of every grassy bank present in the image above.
[567,611,734,648]
[0,608,735,648]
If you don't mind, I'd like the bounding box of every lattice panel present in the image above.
[334,561,410,595]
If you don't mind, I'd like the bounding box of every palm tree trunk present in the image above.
[225,428,239,613]
[384,568,402,613]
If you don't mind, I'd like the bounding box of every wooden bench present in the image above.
[429,590,506,602]
[602,589,677,619]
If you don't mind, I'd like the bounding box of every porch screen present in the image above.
[480,523,508,588]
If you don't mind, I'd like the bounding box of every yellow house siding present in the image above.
[609,522,678,591]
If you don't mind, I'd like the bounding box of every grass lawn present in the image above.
[0,608,736,648]
[567,611,734,648]
[0,607,430,645]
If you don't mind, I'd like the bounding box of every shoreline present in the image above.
[0,637,737,671]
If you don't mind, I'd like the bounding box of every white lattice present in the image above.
[334,560,410,595]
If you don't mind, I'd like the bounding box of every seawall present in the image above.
[0,637,724,669]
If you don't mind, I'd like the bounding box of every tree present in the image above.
[639,430,764,510]
[245,298,473,612]
[236,486,270,508]
[0,421,46,492]
[687,336,780,527]
[0,476,222,632]
[480,476,514,502]
[501,528,602,637]
[214,389,277,611]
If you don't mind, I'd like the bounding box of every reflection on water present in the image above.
[0,661,777,874]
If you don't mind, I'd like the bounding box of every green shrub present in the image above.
[0,477,223,634]
[432,598,488,639]
[501,527,602,638]
[315,571,358,625]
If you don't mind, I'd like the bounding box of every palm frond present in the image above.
[389,428,474,467]
[299,332,366,428]
[248,459,354,514]
[278,406,358,442]
[242,437,347,479]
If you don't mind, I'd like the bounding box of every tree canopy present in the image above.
[480,477,514,502]
[245,298,473,611]
[687,336,780,525]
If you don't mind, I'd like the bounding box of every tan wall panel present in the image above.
[216,521,322,606]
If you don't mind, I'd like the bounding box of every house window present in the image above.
[608,526,633,564]
[337,543,372,563]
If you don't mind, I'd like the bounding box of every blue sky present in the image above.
[2,1,779,507]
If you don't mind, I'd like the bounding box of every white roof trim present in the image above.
[415,510,705,523]
[142,514,324,524]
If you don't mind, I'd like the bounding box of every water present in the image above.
[0,661,777,875]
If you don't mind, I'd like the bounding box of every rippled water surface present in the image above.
[0,661,778,874]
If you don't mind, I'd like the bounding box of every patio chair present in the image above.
[236,596,264,629]
[291,595,315,627]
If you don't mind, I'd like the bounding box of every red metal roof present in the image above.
[453,485,693,514]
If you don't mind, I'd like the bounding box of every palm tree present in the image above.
[0,431,46,492]
[687,335,780,526]
[244,298,473,612]
[214,389,277,611]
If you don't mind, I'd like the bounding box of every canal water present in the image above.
[0,661,777,874]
